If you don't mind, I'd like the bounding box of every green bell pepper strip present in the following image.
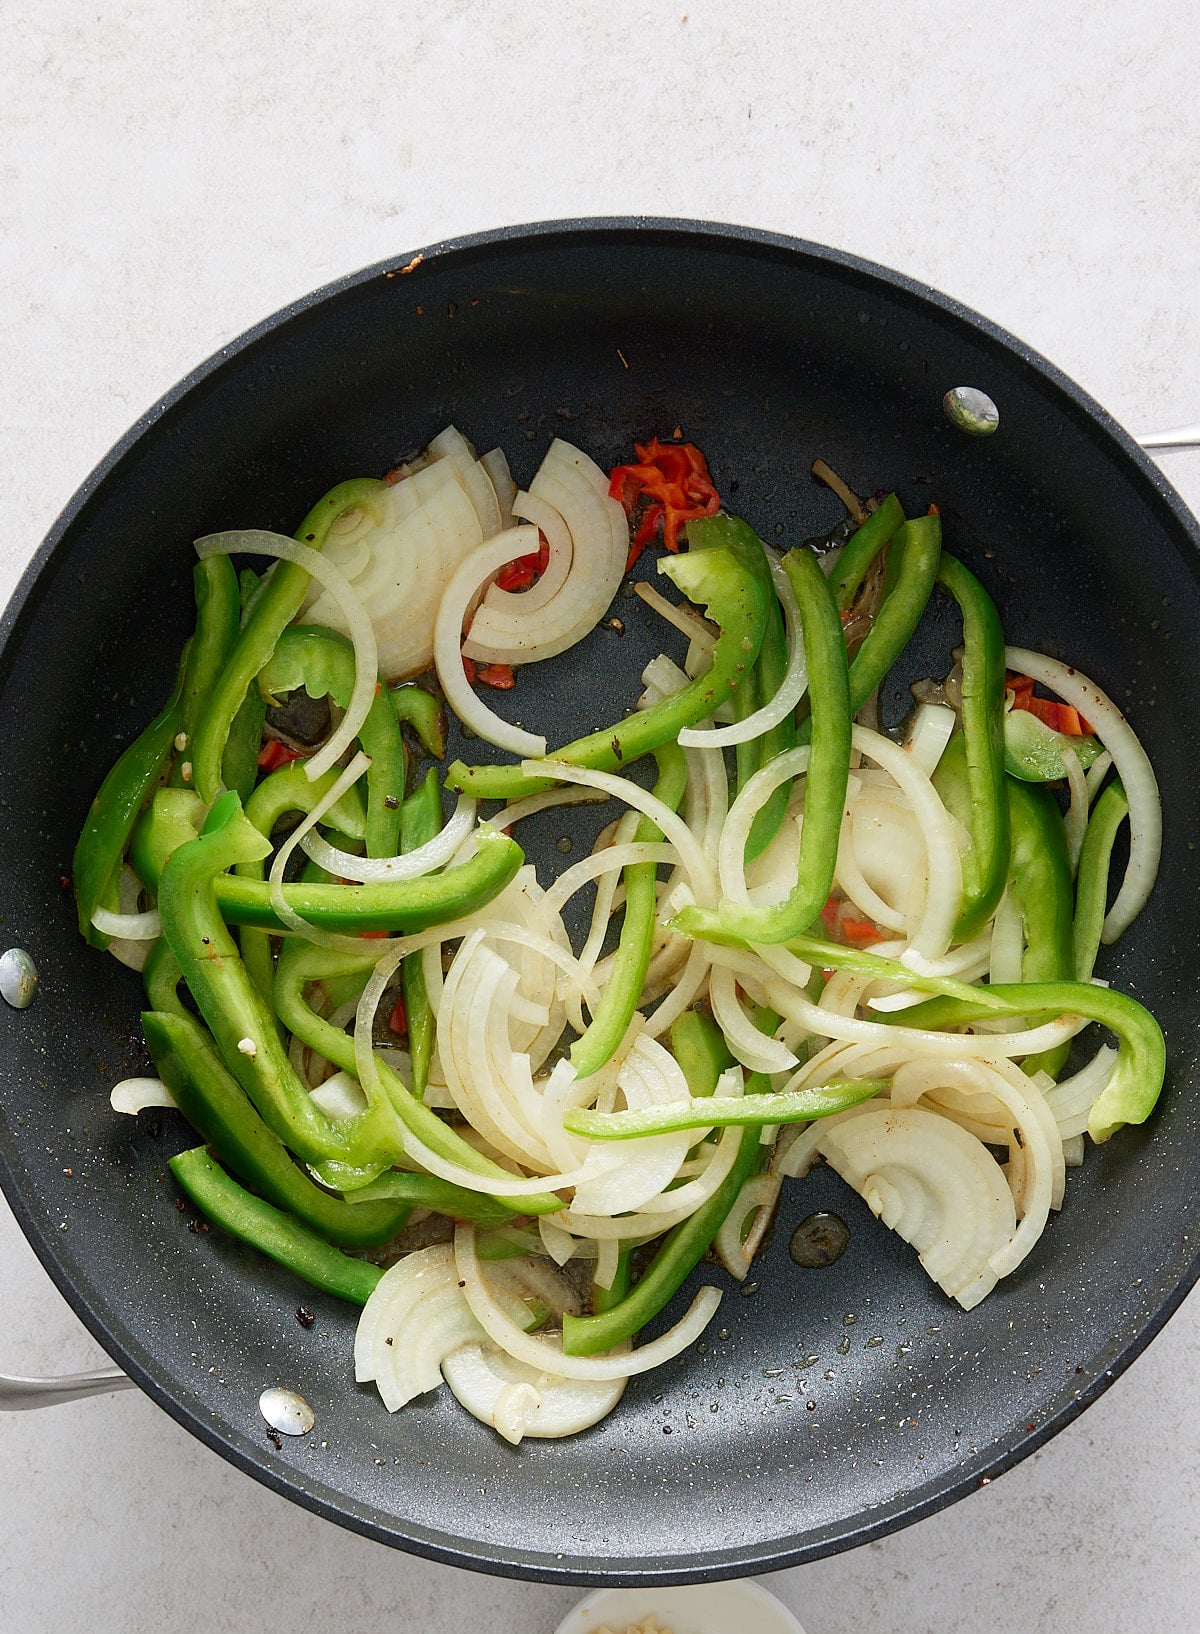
[221,687,267,806]
[669,1009,732,1098]
[235,760,367,1008]
[1004,707,1105,782]
[477,1224,545,1260]
[169,1146,383,1305]
[844,515,942,719]
[73,650,188,947]
[563,1079,883,1140]
[176,556,241,767]
[271,937,564,1215]
[783,933,1012,1009]
[590,1244,633,1315]
[244,759,367,842]
[142,936,187,1019]
[1073,780,1130,982]
[143,1008,412,1247]
[830,493,906,612]
[743,586,796,862]
[340,1169,518,1228]
[931,554,1010,940]
[399,770,441,1099]
[446,512,773,801]
[258,625,406,859]
[793,513,942,750]
[562,1078,882,1143]
[132,784,523,934]
[1006,776,1075,1079]
[875,980,1165,1143]
[190,477,390,805]
[391,683,447,760]
[156,788,402,1169]
[569,745,688,1081]
[673,541,850,947]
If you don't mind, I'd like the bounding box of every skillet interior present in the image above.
[1,221,1198,1583]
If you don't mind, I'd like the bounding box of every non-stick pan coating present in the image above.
[1,221,1197,1583]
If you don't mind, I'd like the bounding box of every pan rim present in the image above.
[2,214,1198,1584]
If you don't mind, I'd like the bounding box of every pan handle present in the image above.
[0,1366,136,1411]
[1137,424,1200,451]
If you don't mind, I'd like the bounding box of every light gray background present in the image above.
[1,4,1197,1631]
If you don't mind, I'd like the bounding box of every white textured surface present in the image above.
[1,5,1198,1631]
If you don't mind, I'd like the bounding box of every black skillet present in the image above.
[1,219,1198,1584]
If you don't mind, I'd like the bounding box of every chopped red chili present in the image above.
[387,994,407,1035]
[609,436,720,568]
[494,532,550,593]
[820,894,884,948]
[1007,673,1092,735]
[257,739,307,773]
[476,662,516,689]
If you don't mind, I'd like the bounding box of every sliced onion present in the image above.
[1006,646,1160,940]
[454,1223,722,1380]
[570,1037,694,1215]
[110,1077,177,1114]
[521,760,718,908]
[479,447,517,530]
[633,581,717,651]
[814,1103,1018,1310]
[903,702,957,776]
[91,905,161,941]
[426,426,504,538]
[678,559,808,747]
[302,795,476,882]
[196,530,378,783]
[434,527,547,756]
[442,1339,626,1444]
[709,963,797,1073]
[1045,1042,1119,1138]
[470,490,572,621]
[714,1173,781,1279]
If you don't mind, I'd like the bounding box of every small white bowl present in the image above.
[554,1580,806,1634]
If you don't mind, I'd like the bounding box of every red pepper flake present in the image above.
[257,739,307,772]
[461,654,477,686]
[387,994,408,1035]
[476,663,516,689]
[266,1427,283,1450]
[360,930,389,940]
[609,436,720,567]
[296,1305,316,1329]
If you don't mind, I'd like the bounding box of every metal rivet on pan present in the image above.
[943,386,1000,435]
[258,1386,315,1436]
[0,948,38,1009]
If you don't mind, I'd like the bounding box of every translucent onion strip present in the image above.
[196,529,378,783]
[1006,646,1160,940]
[434,527,548,756]
[521,760,718,907]
[267,752,373,949]
[302,795,477,882]
[678,560,808,747]
[91,906,161,940]
[454,1223,723,1380]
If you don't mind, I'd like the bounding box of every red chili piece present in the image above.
[495,533,550,593]
[608,436,720,568]
[1006,673,1092,736]
[257,740,307,772]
